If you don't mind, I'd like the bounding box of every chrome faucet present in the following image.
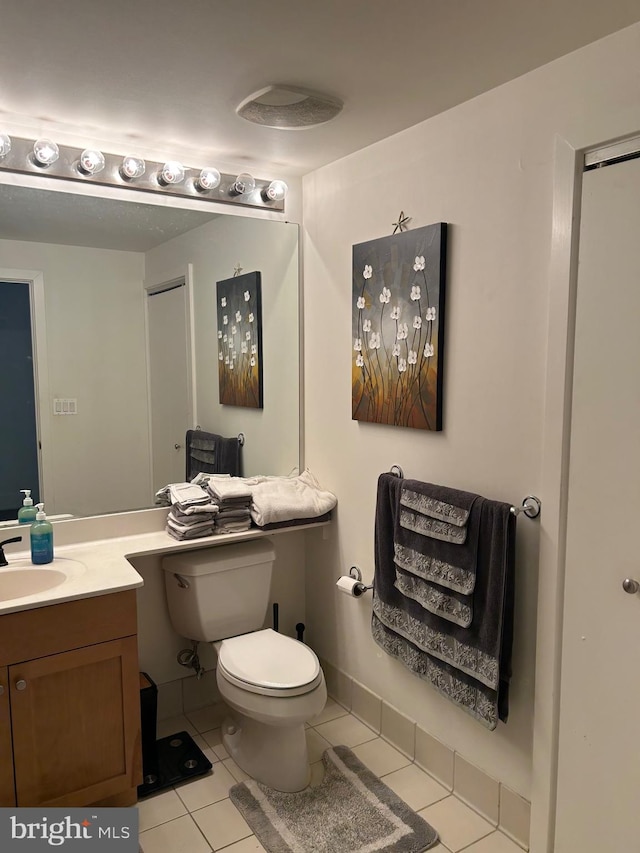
[0,536,23,567]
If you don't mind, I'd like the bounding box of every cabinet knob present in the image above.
[15,679,27,691]
[622,578,639,595]
[0,684,4,696]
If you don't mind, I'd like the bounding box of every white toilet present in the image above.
[162,540,327,792]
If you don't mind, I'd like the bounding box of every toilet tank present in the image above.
[162,540,276,642]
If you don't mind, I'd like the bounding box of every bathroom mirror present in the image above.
[0,181,300,519]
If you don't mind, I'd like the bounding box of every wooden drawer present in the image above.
[0,590,137,666]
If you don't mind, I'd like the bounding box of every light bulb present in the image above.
[196,167,221,191]
[160,161,186,185]
[264,180,288,202]
[79,149,105,175]
[33,139,59,166]
[231,172,256,195]
[120,156,146,180]
[0,133,11,158]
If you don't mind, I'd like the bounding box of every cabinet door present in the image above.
[10,636,141,807]
[0,666,15,806]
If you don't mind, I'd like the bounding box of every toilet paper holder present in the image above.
[349,566,373,595]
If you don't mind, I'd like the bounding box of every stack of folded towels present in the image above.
[203,477,252,534]
[165,483,219,541]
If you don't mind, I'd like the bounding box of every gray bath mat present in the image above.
[229,745,438,853]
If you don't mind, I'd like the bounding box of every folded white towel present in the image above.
[169,482,212,508]
[249,470,337,527]
[206,477,254,502]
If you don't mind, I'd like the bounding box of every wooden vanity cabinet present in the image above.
[0,666,15,806]
[0,590,142,807]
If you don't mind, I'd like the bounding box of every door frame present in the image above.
[532,133,640,851]
[0,268,52,512]
[143,262,196,494]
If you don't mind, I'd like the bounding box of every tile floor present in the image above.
[138,700,525,853]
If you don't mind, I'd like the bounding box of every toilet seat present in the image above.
[217,628,322,697]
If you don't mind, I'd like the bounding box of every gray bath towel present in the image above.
[185,429,242,480]
[372,473,515,730]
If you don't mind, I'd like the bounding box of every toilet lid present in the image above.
[218,628,320,690]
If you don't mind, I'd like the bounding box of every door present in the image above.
[147,278,192,493]
[0,280,39,519]
[10,636,140,807]
[554,154,640,849]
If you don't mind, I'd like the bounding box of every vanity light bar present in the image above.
[0,136,287,212]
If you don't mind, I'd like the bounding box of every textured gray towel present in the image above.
[185,429,242,479]
[372,473,515,730]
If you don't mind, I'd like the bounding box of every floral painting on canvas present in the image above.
[217,271,263,408]
[352,223,447,430]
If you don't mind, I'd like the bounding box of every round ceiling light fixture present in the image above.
[236,85,343,130]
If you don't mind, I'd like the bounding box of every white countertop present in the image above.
[0,519,328,616]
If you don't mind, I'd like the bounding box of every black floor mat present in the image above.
[137,730,212,798]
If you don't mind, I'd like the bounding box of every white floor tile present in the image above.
[380,763,450,811]
[192,798,252,850]
[305,727,333,763]
[314,714,378,747]
[352,738,411,777]
[187,705,227,733]
[139,814,211,853]
[138,788,188,832]
[202,728,230,760]
[156,714,198,739]
[217,837,266,853]
[223,756,251,783]
[462,831,525,853]
[174,762,237,812]
[308,698,349,726]
[420,796,494,852]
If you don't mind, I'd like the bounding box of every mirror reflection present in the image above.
[0,184,300,521]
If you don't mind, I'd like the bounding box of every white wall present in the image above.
[302,22,640,801]
[0,238,150,516]
[145,215,300,477]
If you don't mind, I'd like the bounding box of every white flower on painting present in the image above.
[249,312,254,322]
[223,334,227,342]
[251,344,257,354]
[244,290,250,301]
[224,355,229,365]
[217,330,222,339]
[354,338,362,352]
[397,322,408,340]
[369,332,381,349]
[424,342,434,357]
[357,296,365,309]
[246,331,251,340]
[241,342,248,353]
[408,350,417,365]
[250,356,256,367]
[363,264,373,279]
[235,311,242,323]
[229,361,234,370]
[426,306,437,321]
[363,319,372,333]
[390,306,400,320]
[356,353,364,367]
[218,352,223,361]
[231,325,237,335]
[398,358,407,373]
[392,342,400,357]
[410,285,421,301]
[413,315,422,329]
[379,286,391,304]
[223,315,228,325]
[413,256,425,272]
[221,297,227,307]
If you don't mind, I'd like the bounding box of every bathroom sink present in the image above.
[0,558,86,602]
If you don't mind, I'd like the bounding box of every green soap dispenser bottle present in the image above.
[30,503,54,565]
[18,489,38,524]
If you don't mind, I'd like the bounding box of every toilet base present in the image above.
[222,712,311,792]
